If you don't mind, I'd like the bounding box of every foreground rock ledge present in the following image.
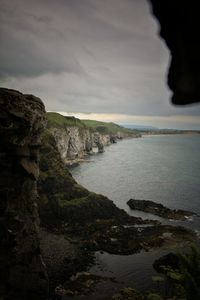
[0,88,48,300]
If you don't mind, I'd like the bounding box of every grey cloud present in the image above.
[0,35,83,77]
[1,0,200,120]
[0,0,163,77]
[0,0,85,77]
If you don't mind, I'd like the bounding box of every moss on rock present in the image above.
[38,128,127,226]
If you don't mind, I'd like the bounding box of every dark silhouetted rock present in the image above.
[149,1,200,105]
[0,88,48,300]
[153,252,179,273]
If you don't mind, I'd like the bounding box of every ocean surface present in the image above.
[69,134,200,298]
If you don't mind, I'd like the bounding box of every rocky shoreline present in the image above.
[38,104,198,299]
[39,192,197,299]
[43,212,197,299]
[127,199,195,220]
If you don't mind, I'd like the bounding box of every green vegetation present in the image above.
[47,112,140,136]
[112,287,143,300]
[47,112,86,128]
[58,196,89,208]
[162,245,200,300]
[38,127,115,224]
[38,127,88,225]
[47,112,200,136]
[110,246,200,300]
[81,119,139,135]
[47,112,140,137]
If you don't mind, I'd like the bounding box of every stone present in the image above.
[127,199,194,220]
[0,88,48,300]
[153,252,179,273]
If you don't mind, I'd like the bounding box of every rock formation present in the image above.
[127,199,194,220]
[48,126,93,161]
[46,112,137,164]
[149,0,200,105]
[0,88,48,300]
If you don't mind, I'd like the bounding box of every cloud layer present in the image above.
[1,0,200,127]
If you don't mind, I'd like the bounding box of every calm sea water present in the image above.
[72,134,200,215]
[69,134,200,298]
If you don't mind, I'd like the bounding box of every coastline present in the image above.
[38,115,200,299]
[66,133,200,298]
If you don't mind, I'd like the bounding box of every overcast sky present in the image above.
[1,0,200,129]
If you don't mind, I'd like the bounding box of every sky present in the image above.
[1,0,200,129]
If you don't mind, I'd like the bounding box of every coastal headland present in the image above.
[0,88,198,300]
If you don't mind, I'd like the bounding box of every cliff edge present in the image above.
[46,112,140,164]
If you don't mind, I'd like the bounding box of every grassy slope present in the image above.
[47,112,86,128]
[47,112,138,135]
[81,119,136,134]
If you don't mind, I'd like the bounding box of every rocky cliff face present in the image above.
[0,88,48,300]
[47,117,134,164]
[48,126,94,161]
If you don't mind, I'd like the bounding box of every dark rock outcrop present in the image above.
[0,88,48,300]
[149,1,200,105]
[153,252,179,273]
[127,199,194,220]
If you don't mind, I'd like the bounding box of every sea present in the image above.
[69,134,200,299]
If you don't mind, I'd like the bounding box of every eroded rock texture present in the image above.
[149,0,200,105]
[0,88,48,299]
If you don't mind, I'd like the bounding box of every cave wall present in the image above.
[149,0,200,105]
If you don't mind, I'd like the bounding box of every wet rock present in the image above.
[66,219,196,256]
[0,88,48,300]
[63,273,115,296]
[112,287,143,300]
[127,199,194,220]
